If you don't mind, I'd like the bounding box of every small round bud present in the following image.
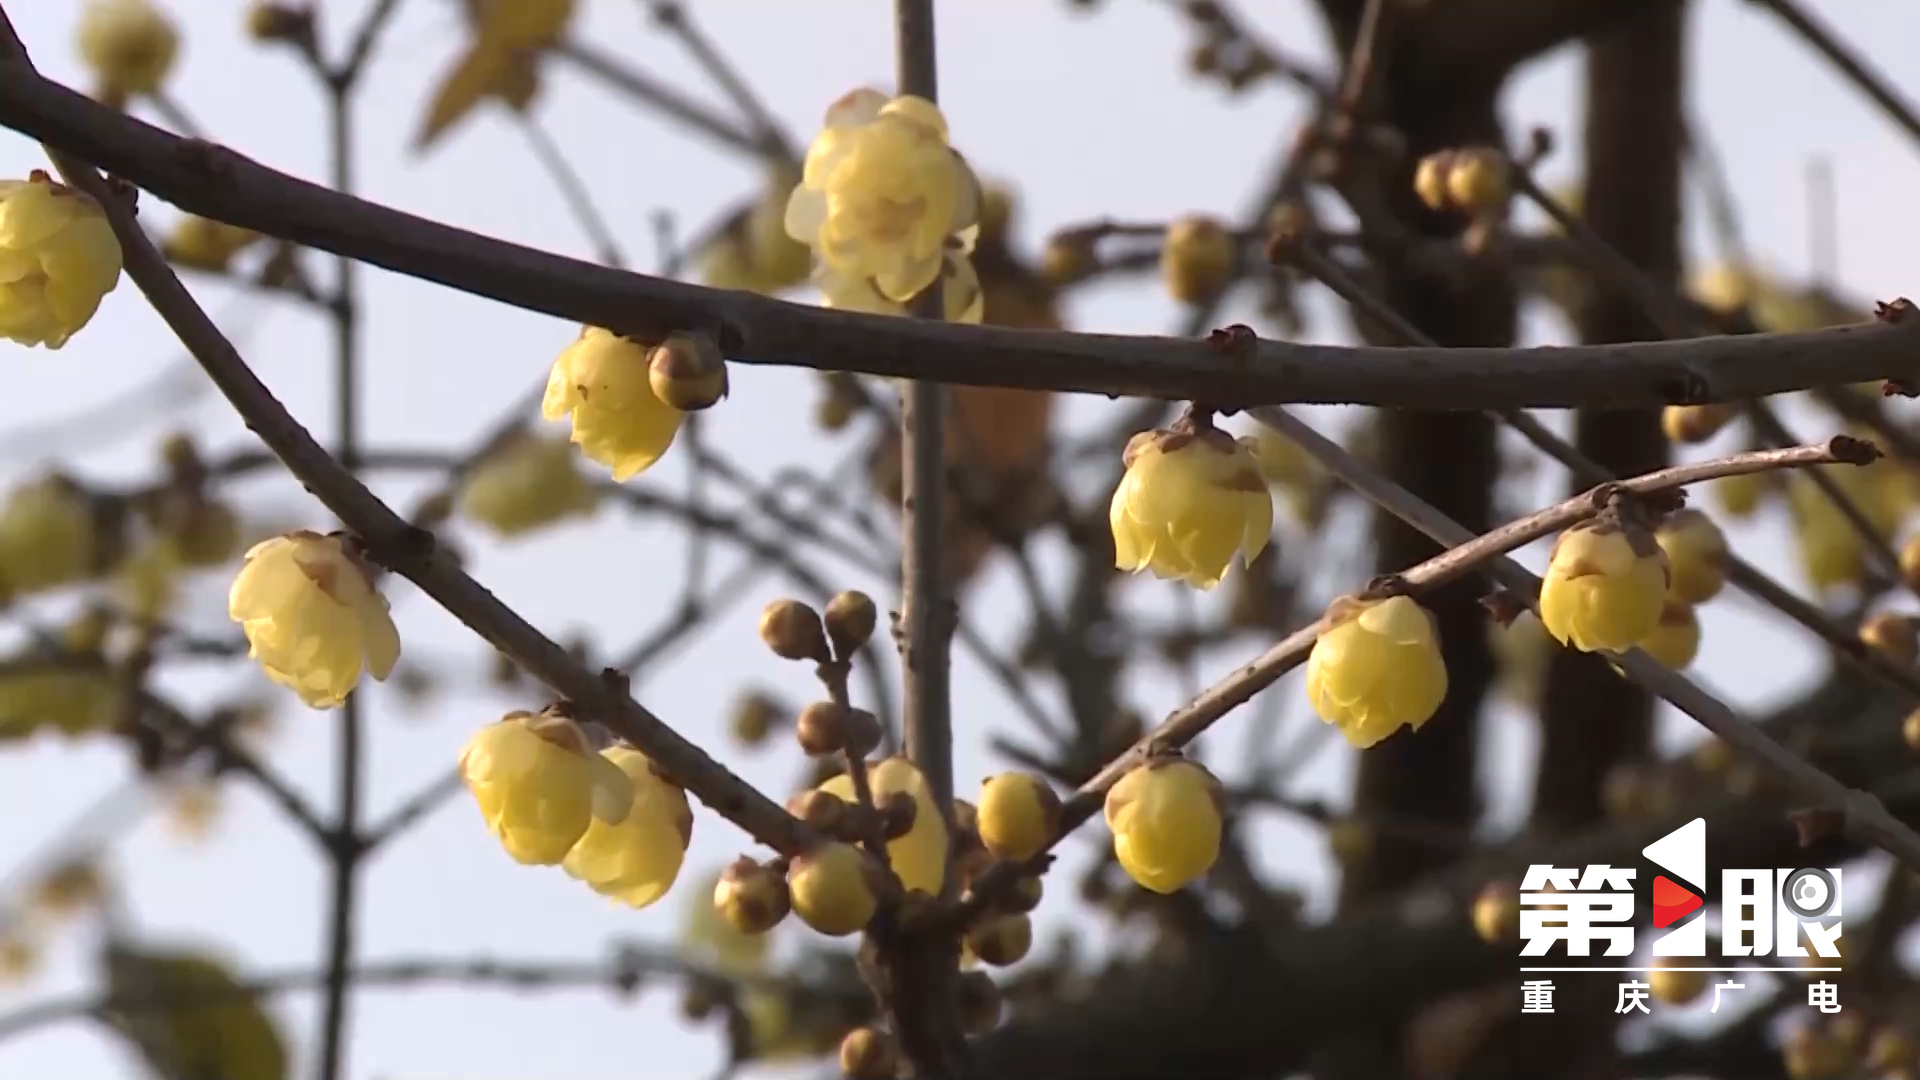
[878,789,918,840]
[788,841,880,936]
[841,707,883,759]
[1003,874,1044,914]
[728,690,781,747]
[1161,215,1236,305]
[957,970,1003,1035]
[839,1026,898,1080]
[1904,708,1920,752]
[823,590,878,657]
[714,856,791,935]
[1861,612,1919,667]
[787,789,849,832]
[1445,147,1510,217]
[795,700,850,756]
[1649,962,1708,1005]
[965,912,1033,967]
[1040,234,1097,287]
[976,772,1062,861]
[1413,151,1454,213]
[1661,403,1737,445]
[758,598,829,662]
[1472,880,1520,945]
[247,2,314,44]
[646,332,728,412]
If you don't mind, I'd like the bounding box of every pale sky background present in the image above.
[0,2,1916,1078]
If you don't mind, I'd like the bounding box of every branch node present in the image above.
[1827,433,1881,466]
[1359,572,1410,601]
[1205,323,1259,363]
[1875,297,1915,324]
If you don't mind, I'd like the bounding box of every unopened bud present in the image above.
[758,598,829,662]
[1662,403,1737,445]
[647,331,728,412]
[823,590,878,657]
[839,1026,898,1080]
[1446,147,1510,217]
[1861,612,1920,668]
[878,789,918,840]
[842,706,883,759]
[246,2,315,47]
[788,789,849,833]
[1004,874,1045,914]
[714,856,790,934]
[795,700,849,756]
[965,913,1033,967]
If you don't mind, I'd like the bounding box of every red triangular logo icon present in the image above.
[1652,874,1703,928]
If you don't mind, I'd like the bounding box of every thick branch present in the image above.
[0,66,1914,408]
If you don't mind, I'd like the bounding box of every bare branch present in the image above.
[0,68,1914,408]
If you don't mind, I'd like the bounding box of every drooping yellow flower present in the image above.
[457,431,598,538]
[787,841,880,937]
[815,248,986,324]
[821,757,947,896]
[0,172,121,349]
[542,326,685,482]
[1654,509,1729,605]
[562,745,693,909]
[160,215,261,273]
[1635,601,1701,670]
[1103,757,1223,894]
[974,772,1061,862]
[702,169,813,295]
[227,530,400,709]
[1305,593,1449,749]
[1538,517,1670,653]
[1110,423,1274,590]
[785,89,981,305]
[0,474,95,599]
[77,0,179,99]
[1789,475,1869,592]
[460,708,632,866]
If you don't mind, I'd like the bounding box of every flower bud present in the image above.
[965,912,1033,967]
[728,690,781,747]
[1472,880,1520,945]
[841,706,883,759]
[795,700,849,756]
[1003,874,1044,914]
[1413,151,1454,213]
[1904,708,1920,752]
[878,789,918,840]
[1161,215,1236,305]
[975,772,1061,861]
[1861,612,1919,667]
[823,589,878,657]
[839,1026,898,1080]
[787,788,849,833]
[246,2,314,44]
[1445,147,1510,217]
[646,331,728,412]
[714,856,790,935]
[758,598,829,662]
[787,841,880,936]
[1661,403,1737,445]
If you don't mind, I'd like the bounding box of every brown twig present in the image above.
[1749,0,1920,151]
[951,441,1863,922]
[0,69,1916,408]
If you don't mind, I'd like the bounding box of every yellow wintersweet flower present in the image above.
[460,708,632,866]
[77,0,179,99]
[975,772,1061,862]
[0,474,95,599]
[821,757,948,896]
[227,530,400,709]
[1305,593,1449,749]
[0,172,122,349]
[542,326,685,482]
[785,88,981,305]
[1654,509,1729,605]
[161,215,261,274]
[457,432,598,538]
[1110,422,1274,590]
[563,745,693,909]
[1103,757,1223,894]
[814,249,986,324]
[1635,601,1701,670]
[1539,517,1670,653]
[1789,475,1869,592]
[1160,215,1236,305]
[787,841,881,937]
